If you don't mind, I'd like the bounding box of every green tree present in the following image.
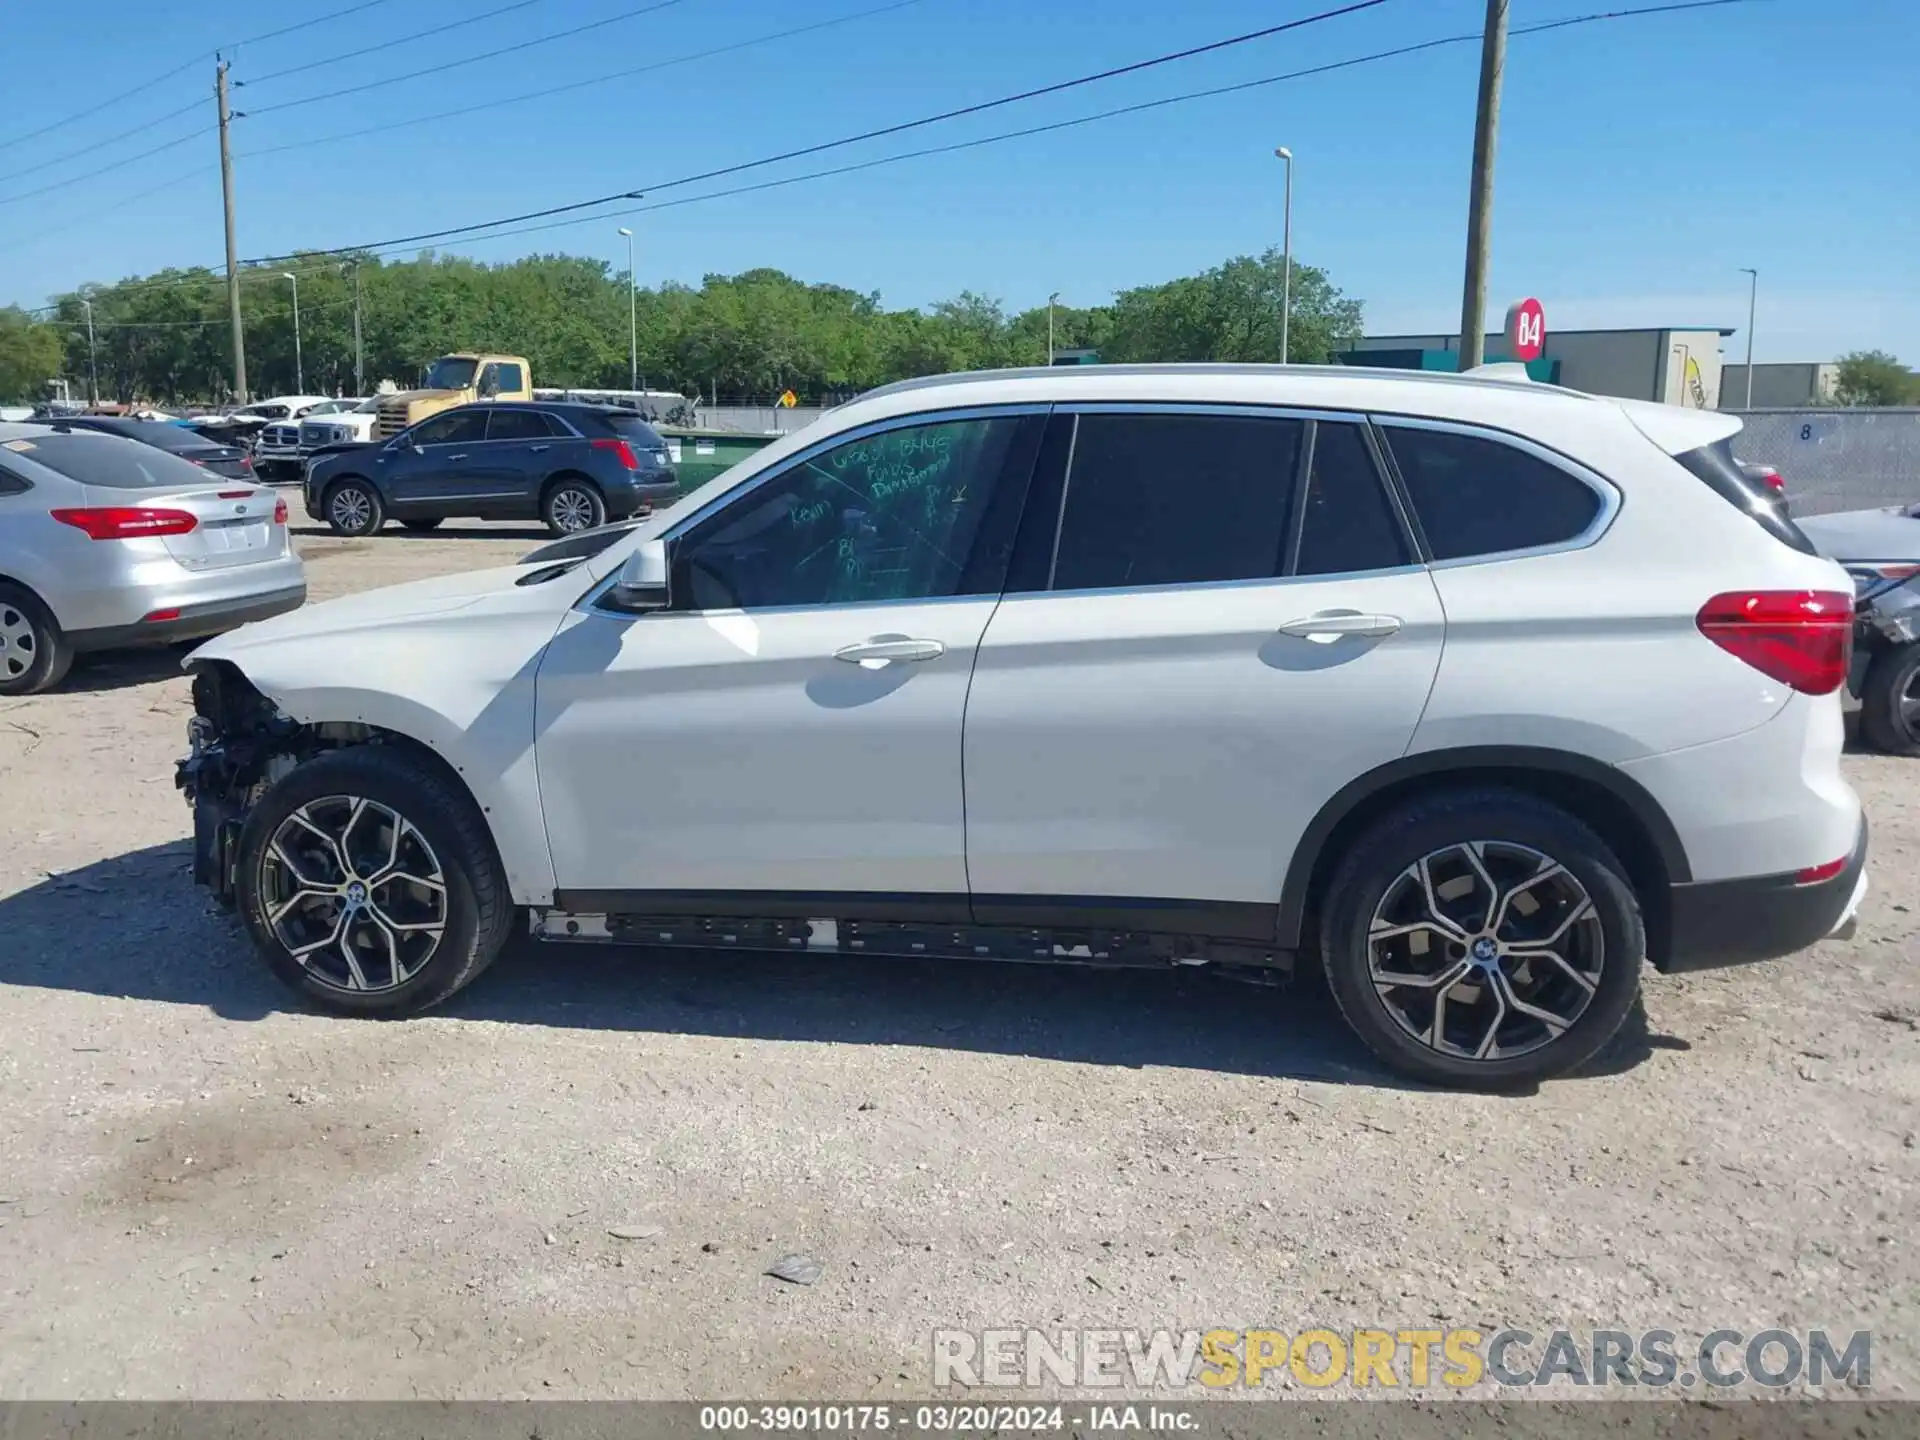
[0,306,66,402]
[1103,248,1362,365]
[1834,350,1920,407]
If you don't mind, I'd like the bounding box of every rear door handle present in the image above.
[447,453,468,461]
[834,636,947,667]
[529,444,550,452]
[1277,611,1403,642]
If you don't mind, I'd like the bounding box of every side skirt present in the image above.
[532,901,1292,972]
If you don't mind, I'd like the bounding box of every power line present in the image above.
[248,0,692,117]
[240,0,929,159]
[0,0,398,154]
[362,0,1763,258]
[246,0,1398,261]
[4,166,220,254]
[0,98,206,186]
[0,127,213,207]
[238,0,543,90]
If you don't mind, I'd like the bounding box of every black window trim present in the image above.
[483,407,566,442]
[583,402,1052,619]
[0,462,33,496]
[1038,401,1426,597]
[1368,413,1622,568]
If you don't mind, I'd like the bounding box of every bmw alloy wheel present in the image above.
[258,795,448,994]
[1366,840,1605,1062]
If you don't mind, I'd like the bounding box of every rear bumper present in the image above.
[69,584,307,652]
[1659,817,1869,973]
[608,477,681,518]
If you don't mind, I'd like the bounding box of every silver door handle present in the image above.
[1277,611,1403,641]
[529,444,550,452]
[834,637,947,666]
[447,453,468,461]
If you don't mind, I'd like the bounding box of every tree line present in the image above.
[0,247,1363,406]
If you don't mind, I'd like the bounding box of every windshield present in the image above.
[3,431,216,489]
[421,357,478,390]
[354,397,380,413]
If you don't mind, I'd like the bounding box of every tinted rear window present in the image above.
[1673,436,1816,555]
[1,431,211,489]
[1386,427,1603,561]
[604,413,665,446]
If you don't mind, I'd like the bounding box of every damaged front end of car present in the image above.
[173,661,378,908]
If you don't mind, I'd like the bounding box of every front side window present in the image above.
[1385,426,1604,561]
[410,411,488,447]
[493,363,524,393]
[1050,412,1303,591]
[422,357,478,390]
[674,416,1034,611]
[1293,422,1410,576]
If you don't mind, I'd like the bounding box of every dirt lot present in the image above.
[0,520,1915,1401]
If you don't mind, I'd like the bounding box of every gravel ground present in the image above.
[0,520,1915,1402]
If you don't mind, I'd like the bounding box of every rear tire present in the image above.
[233,745,513,1015]
[1860,642,1920,756]
[323,479,385,537]
[1317,789,1644,1090]
[400,517,444,533]
[0,583,74,696]
[542,478,605,536]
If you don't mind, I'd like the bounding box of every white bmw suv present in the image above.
[176,364,1867,1088]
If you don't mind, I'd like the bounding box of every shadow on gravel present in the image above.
[0,843,1670,1091]
[289,522,552,543]
[55,646,193,693]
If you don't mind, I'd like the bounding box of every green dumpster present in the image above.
[655,428,779,497]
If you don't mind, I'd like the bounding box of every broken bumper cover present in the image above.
[1659,817,1869,973]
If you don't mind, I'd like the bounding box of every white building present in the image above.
[1344,325,1735,409]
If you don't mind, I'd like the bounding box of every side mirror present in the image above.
[478,370,500,399]
[612,538,671,610]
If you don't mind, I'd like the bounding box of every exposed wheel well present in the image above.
[541,471,602,502]
[1283,752,1684,967]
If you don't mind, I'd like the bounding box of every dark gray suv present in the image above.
[302,402,680,537]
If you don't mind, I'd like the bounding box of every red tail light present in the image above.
[239,455,254,471]
[142,607,182,624]
[273,496,288,525]
[217,489,254,499]
[1756,466,1785,493]
[591,437,640,469]
[51,506,199,540]
[1696,590,1852,695]
[1794,855,1848,886]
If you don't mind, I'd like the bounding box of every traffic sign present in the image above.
[1505,297,1546,361]
[778,389,799,409]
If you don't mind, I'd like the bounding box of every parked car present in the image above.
[253,398,368,479]
[0,423,305,694]
[295,397,382,457]
[301,401,678,537]
[177,364,1865,1089]
[41,414,256,480]
[1799,505,1920,755]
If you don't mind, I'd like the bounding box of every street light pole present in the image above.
[347,260,364,396]
[282,272,303,394]
[1047,291,1059,366]
[1739,267,1758,409]
[80,297,98,406]
[1274,147,1294,363]
[617,227,638,395]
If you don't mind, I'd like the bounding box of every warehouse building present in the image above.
[1718,362,1840,409]
[1342,325,1735,408]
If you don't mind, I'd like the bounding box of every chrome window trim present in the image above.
[1368,412,1622,567]
[581,402,1051,617]
[1056,400,1369,425]
[1032,562,1432,605]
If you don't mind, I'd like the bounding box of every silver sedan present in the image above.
[0,422,306,694]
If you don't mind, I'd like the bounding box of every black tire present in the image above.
[542,477,605,536]
[1317,789,1645,1090]
[0,582,75,696]
[400,517,444,533]
[1860,642,1920,756]
[322,478,385,536]
[233,745,514,1015]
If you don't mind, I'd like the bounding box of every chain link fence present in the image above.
[1722,407,1920,516]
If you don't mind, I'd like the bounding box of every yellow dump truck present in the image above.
[373,352,534,439]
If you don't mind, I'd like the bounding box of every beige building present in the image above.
[1718,363,1840,409]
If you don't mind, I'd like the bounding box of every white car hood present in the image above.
[192,560,556,659]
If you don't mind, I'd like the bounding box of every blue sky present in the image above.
[2,0,1914,363]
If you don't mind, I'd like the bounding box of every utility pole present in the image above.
[1739,267,1758,409]
[349,261,365,395]
[215,58,248,402]
[617,227,638,396]
[1457,0,1509,371]
[80,297,98,406]
[283,272,303,393]
[1047,292,1059,365]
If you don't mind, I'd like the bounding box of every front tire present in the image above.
[0,582,74,696]
[1317,789,1644,1090]
[1860,642,1920,756]
[234,746,513,1015]
[542,478,605,536]
[323,479,385,537]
